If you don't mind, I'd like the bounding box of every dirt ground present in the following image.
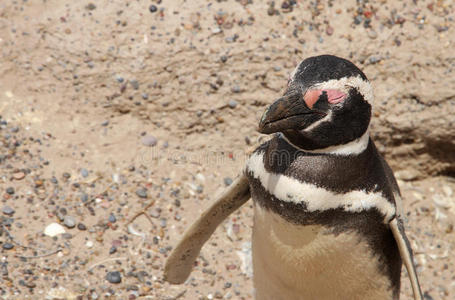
[0,0,454,299]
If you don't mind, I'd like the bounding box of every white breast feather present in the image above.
[246,152,396,222]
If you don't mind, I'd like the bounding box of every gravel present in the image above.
[106,271,122,284]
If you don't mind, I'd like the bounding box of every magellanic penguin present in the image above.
[164,55,423,300]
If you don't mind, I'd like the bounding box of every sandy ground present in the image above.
[0,0,454,299]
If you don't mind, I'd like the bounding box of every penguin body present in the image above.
[246,136,401,300]
[164,55,422,300]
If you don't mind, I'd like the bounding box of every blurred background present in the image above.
[0,0,454,299]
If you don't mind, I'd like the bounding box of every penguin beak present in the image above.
[258,92,323,134]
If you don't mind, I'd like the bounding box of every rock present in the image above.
[149,5,158,13]
[106,271,122,284]
[86,241,94,248]
[77,223,87,231]
[5,187,14,195]
[136,188,148,198]
[80,168,89,178]
[63,216,76,228]
[3,243,14,250]
[228,99,238,109]
[395,170,419,181]
[141,135,157,147]
[367,29,378,39]
[129,79,140,90]
[224,177,233,186]
[44,223,66,237]
[2,206,15,215]
[13,172,25,180]
[108,213,116,223]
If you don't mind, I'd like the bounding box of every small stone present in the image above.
[13,172,25,180]
[354,15,363,25]
[44,223,66,237]
[115,75,124,83]
[109,246,117,254]
[101,120,109,126]
[3,243,14,250]
[62,172,71,179]
[106,271,122,284]
[326,25,334,36]
[80,168,89,178]
[108,213,117,223]
[141,93,149,100]
[228,99,238,108]
[2,206,15,216]
[5,187,14,195]
[367,29,378,39]
[63,216,76,228]
[149,5,158,13]
[136,188,148,198]
[85,3,96,10]
[231,85,241,93]
[141,135,157,147]
[129,79,140,90]
[220,55,228,63]
[80,193,89,202]
[77,223,87,231]
[86,241,94,248]
[224,177,233,186]
[423,292,434,300]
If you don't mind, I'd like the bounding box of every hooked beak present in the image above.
[258,92,324,134]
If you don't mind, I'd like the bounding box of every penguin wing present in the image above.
[389,217,423,300]
[164,173,250,284]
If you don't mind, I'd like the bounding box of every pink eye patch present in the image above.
[303,89,347,108]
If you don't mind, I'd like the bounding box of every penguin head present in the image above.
[258,55,373,151]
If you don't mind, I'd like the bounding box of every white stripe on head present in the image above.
[280,131,370,156]
[312,76,374,105]
[246,152,396,222]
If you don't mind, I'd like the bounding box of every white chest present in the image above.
[252,205,393,300]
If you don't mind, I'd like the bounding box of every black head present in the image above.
[258,55,372,151]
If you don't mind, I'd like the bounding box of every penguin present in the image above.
[164,55,423,300]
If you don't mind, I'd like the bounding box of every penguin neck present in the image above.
[279,130,370,156]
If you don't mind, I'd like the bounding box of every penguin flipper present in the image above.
[164,173,251,284]
[389,217,423,300]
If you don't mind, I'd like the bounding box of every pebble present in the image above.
[115,75,124,83]
[80,193,89,202]
[220,55,228,63]
[13,172,25,180]
[141,93,149,100]
[80,168,89,178]
[2,205,15,216]
[231,85,241,93]
[6,187,15,195]
[3,243,14,250]
[149,5,158,13]
[106,271,122,284]
[44,223,66,237]
[224,177,233,186]
[129,79,140,90]
[101,120,109,126]
[108,213,117,223]
[63,216,76,228]
[228,99,238,109]
[136,188,148,198]
[367,29,378,39]
[85,3,96,10]
[86,241,94,248]
[109,246,117,254]
[141,135,157,147]
[77,223,87,230]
